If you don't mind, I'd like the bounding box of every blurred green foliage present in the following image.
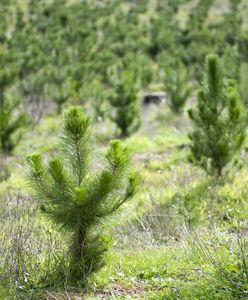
[0,0,246,121]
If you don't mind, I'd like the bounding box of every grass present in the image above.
[0,0,247,298]
[1,2,248,298]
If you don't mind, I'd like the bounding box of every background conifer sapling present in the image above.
[0,49,27,154]
[164,63,192,114]
[27,106,138,281]
[111,70,141,138]
[0,95,27,154]
[188,54,246,177]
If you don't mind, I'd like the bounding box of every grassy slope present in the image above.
[0,101,247,299]
[0,0,248,299]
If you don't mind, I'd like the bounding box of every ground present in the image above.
[0,0,248,299]
[0,100,247,299]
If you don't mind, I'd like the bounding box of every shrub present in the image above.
[188,54,246,177]
[27,106,138,282]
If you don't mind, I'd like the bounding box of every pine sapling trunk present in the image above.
[120,125,128,139]
[57,103,62,115]
[75,228,86,260]
[0,87,4,106]
[217,164,222,178]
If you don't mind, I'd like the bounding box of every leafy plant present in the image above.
[188,54,246,177]
[27,106,138,281]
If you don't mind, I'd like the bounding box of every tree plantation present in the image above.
[0,0,248,299]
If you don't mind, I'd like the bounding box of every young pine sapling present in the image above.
[188,54,246,177]
[164,64,192,114]
[111,70,141,138]
[0,95,27,154]
[0,49,27,154]
[27,106,138,281]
